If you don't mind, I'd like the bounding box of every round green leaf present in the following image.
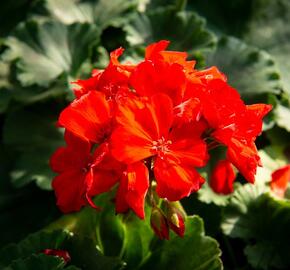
[223,184,290,269]
[3,20,100,87]
[3,107,63,189]
[207,36,282,102]
[243,0,290,94]
[41,0,138,29]
[124,7,217,61]
[140,216,223,270]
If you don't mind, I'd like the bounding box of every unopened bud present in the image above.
[166,201,186,237]
[150,207,169,240]
[42,249,71,263]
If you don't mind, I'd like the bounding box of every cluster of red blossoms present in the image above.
[50,40,272,238]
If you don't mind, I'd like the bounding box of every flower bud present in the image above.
[210,159,236,195]
[150,207,169,240]
[42,249,71,263]
[166,201,186,237]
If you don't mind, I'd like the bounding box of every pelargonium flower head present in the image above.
[50,40,272,239]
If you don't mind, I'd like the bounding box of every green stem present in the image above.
[175,0,187,11]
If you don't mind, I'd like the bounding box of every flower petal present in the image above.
[52,170,86,213]
[270,165,290,198]
[154,157,205,201]
[210,159,236,195]
[59,91,111,142]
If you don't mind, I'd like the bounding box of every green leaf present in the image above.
[207,36,282,102]
[274,103,290,132]
[64,234,125,270]
[223,184,290,269]
[140,216,222,270]
[0,228,124,270]
[198,182,231,206]
[3,254,80,270]
[187,0,252,35]
[0,230,69,268]
[3,20,99,87]
[243,0,290,94]
[41,0,138,29]
[124,7,216,62]
[255,146,288,185]
[3,106,63,189]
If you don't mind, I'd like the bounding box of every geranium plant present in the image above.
[1,0,290,269]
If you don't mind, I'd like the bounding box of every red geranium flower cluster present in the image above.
[50,40,272,238]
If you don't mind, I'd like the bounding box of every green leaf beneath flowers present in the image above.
[40,0,138,29]
[0,230,69,268]
[3,254,80,270]
[0,229,124,270]
[140,216,222,270]
[3,20,99,87]
[124,7,216,63]
[3,106,63,190]
[207,36,282,102]
[198,182,231,206]
[223,183,290,270]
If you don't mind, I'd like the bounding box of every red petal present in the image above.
[154,157,205,201]
[227,138,260,183]
[52,170,86,213]
[202,79,245,129]
[115,162,149,219]
[145,40,170,60]
[125,162,149,219]
[270,165,290,198]
[59,91,111,143]
[130,61,185,105]
[50,132,91,173]
[210,159,236,195]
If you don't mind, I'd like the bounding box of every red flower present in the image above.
[50,40,273,236]
[73,48,133,99]
[210,159,236,194]
[270,165,290,198]
[58,91,112,143]
[50,132,121,213]
[111,93,208,201]
[200,79,272,183]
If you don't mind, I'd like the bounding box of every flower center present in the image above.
[151,137,172,158]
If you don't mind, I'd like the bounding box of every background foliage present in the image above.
[0,0,290,269]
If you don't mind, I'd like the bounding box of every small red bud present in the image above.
[42,249,71,263]
[150,207,169,240]
[210,159,236,195]
[166,201,186,237]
